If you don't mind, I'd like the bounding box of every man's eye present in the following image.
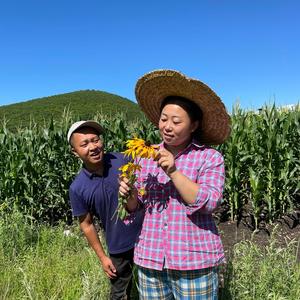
[80,143,88,148]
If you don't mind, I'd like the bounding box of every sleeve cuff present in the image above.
[185,187,220,215]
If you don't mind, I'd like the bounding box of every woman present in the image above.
[120,70,231,299]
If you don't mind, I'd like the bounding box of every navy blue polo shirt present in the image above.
[69,152,143,254]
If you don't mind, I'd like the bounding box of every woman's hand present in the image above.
[156,148,177,176]
[156,148,200,205]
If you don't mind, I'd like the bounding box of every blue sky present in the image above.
[0,0,299,111]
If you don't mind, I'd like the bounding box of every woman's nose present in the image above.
[165,121,172,131]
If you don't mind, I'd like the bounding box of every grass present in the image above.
[0,210,110,299]
[1,211,299,299]
[220,227,300,300]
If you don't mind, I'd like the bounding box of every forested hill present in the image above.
[0,90,142,128]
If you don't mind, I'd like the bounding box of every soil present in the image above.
[214,209,300,261]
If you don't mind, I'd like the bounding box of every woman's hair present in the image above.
[160,96,203,123]
[160,96,203,139]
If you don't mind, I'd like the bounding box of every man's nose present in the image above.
[89,142,98,151]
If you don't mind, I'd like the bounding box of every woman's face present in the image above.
[158,104,199,149]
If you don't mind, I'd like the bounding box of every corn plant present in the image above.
[219,103,299,227]
[0,104,299,226]
[218,104,250,221]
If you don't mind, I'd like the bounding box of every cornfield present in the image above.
[219,104,300,228]
[0,105,299,228]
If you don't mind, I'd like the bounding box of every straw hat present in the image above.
[135,69,231,145]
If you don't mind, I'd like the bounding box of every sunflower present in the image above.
[138,187,147,197]
[123,137,159,159]
[113,137,157,222]
[119,162,142,177]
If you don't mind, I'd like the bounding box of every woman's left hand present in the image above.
[156,148,177,176]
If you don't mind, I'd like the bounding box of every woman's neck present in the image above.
[164,139,192,156]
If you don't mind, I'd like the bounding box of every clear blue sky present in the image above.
[0,0,299,111]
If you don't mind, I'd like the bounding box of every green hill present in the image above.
[0,90,142,128]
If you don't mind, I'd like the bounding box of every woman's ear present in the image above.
[191,120,199,133]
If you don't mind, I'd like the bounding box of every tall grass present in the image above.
[220,228,300,300]
[0,210,110,299]
[1,212,298,299]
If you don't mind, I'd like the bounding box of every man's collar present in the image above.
[82,155,106,178]
[82,168,98,178]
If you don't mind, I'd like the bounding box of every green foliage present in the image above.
[219,104,300,227]
[0,110,80,224]
[0,109,160,224]
[1,212,298,299]
[100,113,160,152]
[0,90,142,130]
[220,228,300,300]
[0,104,299,226]
[0,211,110,299]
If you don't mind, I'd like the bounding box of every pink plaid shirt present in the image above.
[134,141,225,271]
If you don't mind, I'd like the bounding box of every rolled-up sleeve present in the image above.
[185,151,225,215]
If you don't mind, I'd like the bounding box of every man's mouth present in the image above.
[90,151,101,157]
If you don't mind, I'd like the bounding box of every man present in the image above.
[67,120,143,300]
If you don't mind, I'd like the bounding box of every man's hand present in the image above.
[119,176,139,212]
[119,176,132,198]
[79,213,117,279]
[100,255,117,279]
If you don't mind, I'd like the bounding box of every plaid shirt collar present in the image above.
[158,139,206,158]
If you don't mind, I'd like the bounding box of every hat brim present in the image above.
[135,69,231,145]
[78,121,104,135]
[68,120,104,144]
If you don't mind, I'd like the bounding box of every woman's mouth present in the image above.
[163,133,174,141]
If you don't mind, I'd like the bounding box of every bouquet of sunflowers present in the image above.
[112,137,158,221]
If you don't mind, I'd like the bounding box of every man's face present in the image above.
[71,127,104,170]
